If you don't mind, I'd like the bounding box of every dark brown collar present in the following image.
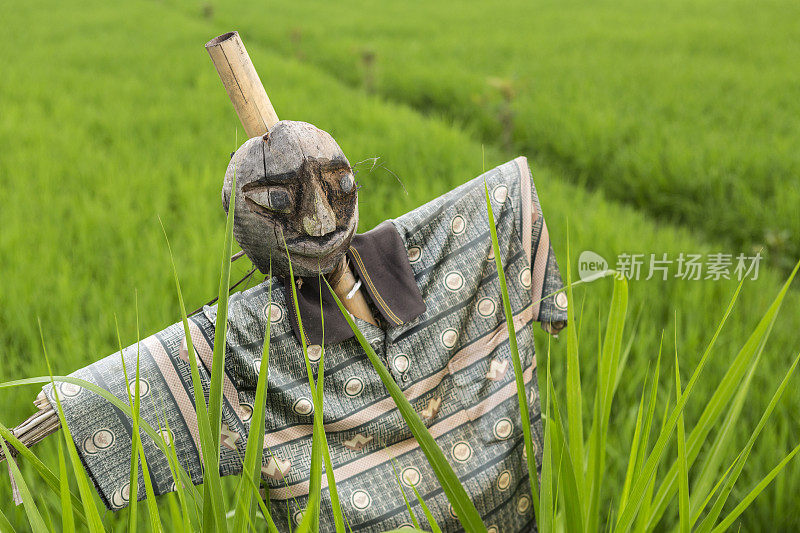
[282,221,426,345]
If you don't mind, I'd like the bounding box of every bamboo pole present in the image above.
[205,31,279,138]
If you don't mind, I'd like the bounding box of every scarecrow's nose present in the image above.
[301,184,337,237]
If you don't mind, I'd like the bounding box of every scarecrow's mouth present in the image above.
[283,227,352,258]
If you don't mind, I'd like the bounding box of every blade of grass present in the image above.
[0,424,86,527]
[586,275,628,533]
[645,260,799,530]
[564,226,585,502]
[39,321,106,533]
[284,247,324,533]
[115,315,163,533]
[159,217,228,533]
[234,271,275,533]
[694,351,800,533]
[160,408,195,531]
[116,314,140,533]
[674,332,689,533]
[540,336,556,532]
[58,436,75,533]
[709,440,800,533]
[0,504,14,533]
[547,374,585,532]
[616,261,798,533]
[325,279,487,532]
[689,337,761,523]
[203,163,238,533]
[0,436,47,532]
[0,374,201,505]
[247,469,280,533]
[412,485,442,533]
[484,181,540,523]
[390,460,420,530]
[632,381,671,533]
[315,275,345,533]
[618,363,650,513]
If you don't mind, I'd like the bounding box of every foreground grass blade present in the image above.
[203,165,238,533]
[209,163,237,470]
[284,248,320,533]
[0,437,47,532]
[0,373,206,510]
[694,351,800,533]
[633,382,671,533]
[315,276,346,533]
[709,441,800,533]
[0,504,14,533]
[547,376,585,532]
[160,403,196,531]
[619,362,650,513]
[326,279,487,532]
[117,316,139,533]
[539,338,554,533]
[234,272,276,533]
[412,485,442,533]
[484,182,541,521]
[58,437,75,533]
[115,316,163,533]
[689,340,761,524]
[39,323,106,533]
[586,275,628,533]
[391,460,420,530]
[645,260,799,530]
[0,423,86,528]
[160,218,227,533]
[616,262,798,533]
[564,227,585,500]
[626,338,662,517]
[674,340,689,533]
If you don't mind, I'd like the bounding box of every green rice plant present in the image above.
[161,216,227,533]
[0,423,86,528]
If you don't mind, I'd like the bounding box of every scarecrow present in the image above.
[2,32,567,532]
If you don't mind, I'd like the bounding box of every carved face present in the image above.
[222,121,358,277]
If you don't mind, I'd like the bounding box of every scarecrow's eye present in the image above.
[246,187,292,213]
[339,171,355,194]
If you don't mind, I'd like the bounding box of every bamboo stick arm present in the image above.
[0,393,60,464]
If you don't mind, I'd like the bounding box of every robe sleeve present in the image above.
[41,308,252,510]
[512,156,568,335]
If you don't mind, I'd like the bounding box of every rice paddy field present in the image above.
[1,0,798,529]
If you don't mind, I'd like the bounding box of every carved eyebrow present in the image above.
[257,171,299,184]
[321,156,351,171]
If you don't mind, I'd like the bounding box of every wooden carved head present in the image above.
[222,121,358,278]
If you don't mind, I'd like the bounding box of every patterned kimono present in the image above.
[45,157,567,532]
